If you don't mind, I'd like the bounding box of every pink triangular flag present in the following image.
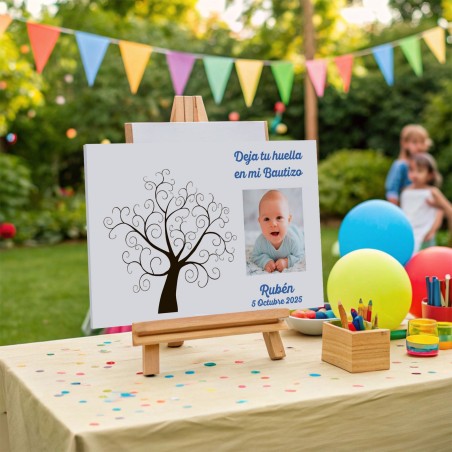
[305,59,327,97]
[166,52,196,96]
[334,54,354,93]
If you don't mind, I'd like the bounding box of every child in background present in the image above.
[252,190,304,273]
[385,125,431,205]
[400,153,443,253]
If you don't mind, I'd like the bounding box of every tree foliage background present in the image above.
[0,0,451,221]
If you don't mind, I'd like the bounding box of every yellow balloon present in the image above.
[327,249,412,330]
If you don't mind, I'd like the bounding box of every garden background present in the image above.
[1,0,451,345]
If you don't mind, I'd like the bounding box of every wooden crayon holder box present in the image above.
[321,321,390,373]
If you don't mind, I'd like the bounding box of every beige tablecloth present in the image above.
[1,330,451,452]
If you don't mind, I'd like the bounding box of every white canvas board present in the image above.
[126,121,267,143]
[84,140,323,328]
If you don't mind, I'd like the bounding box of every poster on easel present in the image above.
[125,121,268,143]
[84,140,323,328]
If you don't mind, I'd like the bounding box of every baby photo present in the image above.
[243,188,306,276]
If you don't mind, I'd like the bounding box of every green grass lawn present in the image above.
[0,227,339,346]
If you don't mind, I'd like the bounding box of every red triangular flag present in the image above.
[334,54,354,93]
[305,59,327,97]
[27,23,61,73]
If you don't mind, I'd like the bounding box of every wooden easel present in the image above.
[126,96,289,375]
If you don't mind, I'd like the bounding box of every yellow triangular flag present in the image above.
[235,59,263,107]
[0,14,12,35]
[119,40,153,94]
[422,27,446,64]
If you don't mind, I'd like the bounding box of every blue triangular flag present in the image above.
[75,31,110,86]
[372,44,394,86]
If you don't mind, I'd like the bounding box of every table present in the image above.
[1,330,451,452]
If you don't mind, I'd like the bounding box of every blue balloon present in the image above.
[339,200,414,265]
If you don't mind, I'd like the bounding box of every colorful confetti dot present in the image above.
[183,405,192,409]
[175,384,185,387]
[204,362,216,367]
[71,382,81,385]
[428,371,437,374]
[236,400,247,404]
[234,360,244,364]
[185,370,195,375]
[112,408,121,411]
[285,389,297,393]
[238,385,246,388]
[309,373,321,377]
[35,370,44,373]
[89,422,99,427]
[47,353,55,356]
[76,372,85,376]
[106,361,116,365]
[165,375,174,378]
[251,370,260,374]
[103,389,112,393]
[263,384,271,388]
[352,385,364,388]
[136,371,143,375]
[219,376,229,379]
[61,390,70,394]
[412,372,421,375]
[79,400,87,404]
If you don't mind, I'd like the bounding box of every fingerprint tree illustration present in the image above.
[104,169,237,314]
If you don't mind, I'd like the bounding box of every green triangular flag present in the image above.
[400,36,423,76]
[271,62,294,105]
[203,56,233,104]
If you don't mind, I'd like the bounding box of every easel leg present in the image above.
[142,344,160,375]
[263,331,286,360]
[168,341,184,348]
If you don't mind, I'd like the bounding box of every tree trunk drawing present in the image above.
[158,265,181,313]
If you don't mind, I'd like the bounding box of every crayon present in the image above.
[367,300,372,322]
[446,274,450,308]
[373,314,378,329]
[352,317,361,331]
[351,308,358,319]
[426,276,431,306]
[338,301,349,330]
[357,315,365,331]
[433,277,441,307]
[440,279,446,307]
[358,299,364,317]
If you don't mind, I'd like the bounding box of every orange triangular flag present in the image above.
[119,41,153,94]
[27,23,61,73]
[422,27,446,64]
[334,54,354,93]
[0,14,12,35]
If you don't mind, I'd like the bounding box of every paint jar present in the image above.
[438,322,452,350]
[406,318,439,357]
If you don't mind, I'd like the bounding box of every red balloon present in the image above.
[405,246,452,317]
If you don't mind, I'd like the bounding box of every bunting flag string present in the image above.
[0,14,449,104]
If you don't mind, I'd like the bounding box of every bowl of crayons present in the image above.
[421,274,452,322]
[288,305,338,335]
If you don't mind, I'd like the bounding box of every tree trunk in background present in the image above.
[302,0,318,153]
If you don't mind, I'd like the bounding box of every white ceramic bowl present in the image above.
[287,315,338,336]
